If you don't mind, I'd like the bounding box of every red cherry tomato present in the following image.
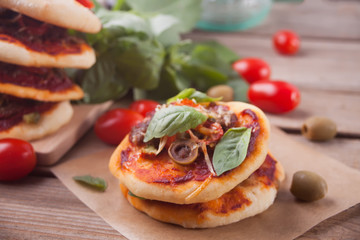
[273,30,300,55]
[232,58,271,84]
[76,0,94,8]
[248,80,301,114]
[129,99,159,117]
[0,138,36,181]
[95,109,144,145]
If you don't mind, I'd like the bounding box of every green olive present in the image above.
[206,85,234,102]
[301,116,337,141]
[23,112,41,124]
[290,170,327,202]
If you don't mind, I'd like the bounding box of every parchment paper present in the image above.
[51,126,360,240]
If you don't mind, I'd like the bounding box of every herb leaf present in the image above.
[167,88,221,104]
[213,127,252,176]
[128,190,146,200]
[126,0,202,32]
[227,78,249,103]
[73,175,107,192]
[144,105,207,142]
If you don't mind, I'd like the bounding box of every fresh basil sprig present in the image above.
[167,88,221,104]
[213,127,252,176]
[144,105,207,142]
[73,175,107,192]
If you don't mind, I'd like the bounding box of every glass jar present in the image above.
[197,0,300,31]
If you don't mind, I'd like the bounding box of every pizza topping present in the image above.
[0,9,85,55]
[76,0,95,9]
[168,139,199,165]
[23,112,41,124]
[0,94,56,131]
[144,105,207,142]
[206,103,238,132]
[126,89,262,179]
[167,88,221,104]
[0,62,74,92]
[212,127,252,176]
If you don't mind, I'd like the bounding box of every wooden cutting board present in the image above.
[32,101,112,166]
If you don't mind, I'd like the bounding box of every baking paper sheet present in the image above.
[52,126,360,240]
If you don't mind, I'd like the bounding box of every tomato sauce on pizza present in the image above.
[124,154,277,218]
[0,9,86,55]
[0,94,56,131]
[121,100,261,186]
[0,62,74,92]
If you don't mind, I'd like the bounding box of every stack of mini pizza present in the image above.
[0,0,101,141]
[109,95,285,228]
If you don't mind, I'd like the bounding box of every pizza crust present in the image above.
[0,82,84,101]
[0,101,73,141]
[109,101,270,204]
[0,39,96,68]
[121,158,285,228]
[0,0,101,33]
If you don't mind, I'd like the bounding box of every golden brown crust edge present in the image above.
[0,0,101,33]
[121,159,284,229]
[0,82,84,101]
[109,101,270,204]
[0,101,73,141]
[0,40,96,69]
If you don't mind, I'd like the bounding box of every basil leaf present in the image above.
[126,0,202,32]
[199,41,240,64]
[227,78,249,103]
[79,52,130,103]
[144,105,207,142]
[73,175,107,192]
[213,127,252,176]
[149,14,181,47]
[167,88,221,104]
[166,88,195,103]
[128,190,146,200]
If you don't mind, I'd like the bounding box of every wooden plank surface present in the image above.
[267,89,360,136]
[0,177,125,240]
[248,0,360,40]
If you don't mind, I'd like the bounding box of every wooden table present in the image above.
[1,1,360,239]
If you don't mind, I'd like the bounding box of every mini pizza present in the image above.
[120,154,284,228]
[0,94,73,141]
[0,0,101,33]
[0,9,96,68]
[109,95,271,204]
[0,62,83,101]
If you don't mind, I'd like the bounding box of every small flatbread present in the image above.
[109,101,270,204]
[0,0,101,33]
[0,101,73,141]
[121,154,285,228]
[0,82,83,101]
[0,36,96,68]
